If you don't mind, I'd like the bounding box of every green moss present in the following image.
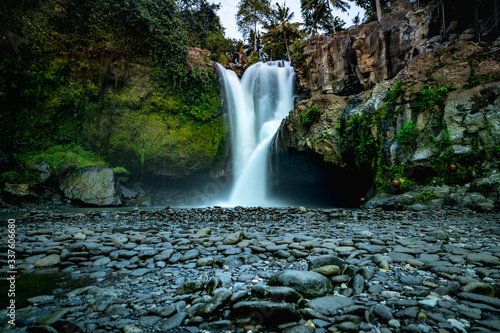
[386,80,403,104]
[397,119,418,145]
[418,85,449,112]
[1,171,22,183]
[415,188,438,202]
[339,113,377,171]
[301,105,321,128]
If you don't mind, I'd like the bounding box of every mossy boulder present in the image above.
[60,167,122,206]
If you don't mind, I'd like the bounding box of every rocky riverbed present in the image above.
[1,207,499,333]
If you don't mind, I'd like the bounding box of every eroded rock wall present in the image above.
[296,0,437,97]
[282,0,500,210]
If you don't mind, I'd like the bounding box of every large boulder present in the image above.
[60,167,122,206]
[268,270,333,298]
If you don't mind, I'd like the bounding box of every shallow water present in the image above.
[0,269,94,309]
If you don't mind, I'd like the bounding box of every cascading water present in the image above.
[216,61,296,206]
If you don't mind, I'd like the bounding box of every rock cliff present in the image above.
[281,0,500,210]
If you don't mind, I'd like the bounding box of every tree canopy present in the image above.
[236,0,272,56]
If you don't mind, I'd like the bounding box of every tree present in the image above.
[265,2,301,61]
[353,12,361,26]
[300,0,349,36]
[374,0,382,22]
[327,0,350,34]
[177,0,224,50]
[300,0,347,36]
[236,0,272,56]
[353,0,389,23]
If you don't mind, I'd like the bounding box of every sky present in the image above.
[207,0,365,40]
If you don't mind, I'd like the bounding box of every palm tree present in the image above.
[267,2,302,61]
[327,0,350,34]
[301,0,349,35]
[353,12,360,26]
[375,0,382,22]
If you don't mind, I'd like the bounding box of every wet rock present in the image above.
[462,281,495,296]
[308,255,345,270]
[283,324,315,333]
[36,308,73,325]
[223,231,243,245]
[199,320,235,331]
[195,288,231,316]
[161,312,187,330]
[179,249,199,261]
[177,280,206,294]
[458,292,500,308]
[466,253,500,266]
[33,254,61,268]
[123,324,144,333]
[374,304,394,322]
[338,321,359,333]
[232,301,301,326]
[352,275,365,294]
[269,270,333,298]
[307,296,355,315]
[311,265,341,276]
[251,284,303,303]
[60,167,122,206]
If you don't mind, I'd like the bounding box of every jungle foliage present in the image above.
[0,0,227,163]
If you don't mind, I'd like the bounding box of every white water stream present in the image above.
[216,61,296,206]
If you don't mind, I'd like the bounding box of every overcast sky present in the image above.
[207,0,365,40]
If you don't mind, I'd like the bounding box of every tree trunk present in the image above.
[254,21,258,54]
[495,0,499,28]
[375,0,382,22]
[283,28,291,62]
[326,0,336,34]
[474,0,480,42]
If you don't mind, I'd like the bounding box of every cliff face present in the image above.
[295,0,434,97]
[281,0,500,210]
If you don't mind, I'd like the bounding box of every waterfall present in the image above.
[216,61,296,206]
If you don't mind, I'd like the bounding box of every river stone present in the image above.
[196,228,212,235]
[195,288,232,316]
[311,265,341,276]
[307,295,355,315]
[33,254,61,268]
[268,270,333,298]
[60,166,122,206]
[387,252,414,263]
[92,257,111,267]
[352,275,365,294]
[338,321,359,333]
[123,324,144,333]
[27,295,54,304]
[308,255,345,270]
[129,268,150,277]
[251,284,303,303]
[177,280,206,294]
[458,293,500,308]
[161,312,187,330]
[180,249,199,261]
[462,281,494,297]
[426,229,448,240]
[36,308,73,325]
[197,257,215,266]
[374,304,394,322]
[232,301,301,326]
[466,253,500,265]
[73,233,86,240]
[283,325,315,333]
[105,304,129,317]
[223,231,243,245]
